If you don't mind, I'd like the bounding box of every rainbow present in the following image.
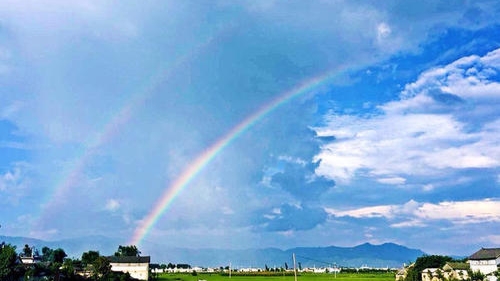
[129,66,350,245]
[33,29,229,231]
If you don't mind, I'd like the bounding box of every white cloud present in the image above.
[326,205,395,219]
[422,184,435,192]
[0,162,31,204]
[327,199,500,227]
[314,48,500,185]
[377,22,391,41]
[221,206,235,215]
[0,168,21,191]
[417,200,500,224]
[480,235,500,245]
[29,228,59,240]
[105,199,121,212]
[277,155,307,166]
[390,220,427,228]
[377,176,406,185]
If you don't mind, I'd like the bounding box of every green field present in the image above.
[155,272,395,281]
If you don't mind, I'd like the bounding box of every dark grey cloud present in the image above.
[271,161,334,201]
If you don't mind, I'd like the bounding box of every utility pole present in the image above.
[293,253,297,281]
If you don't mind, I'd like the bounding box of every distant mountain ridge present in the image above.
[158,242,425,268]
[1,235,425,268]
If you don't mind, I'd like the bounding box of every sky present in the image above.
[1,0,500,257]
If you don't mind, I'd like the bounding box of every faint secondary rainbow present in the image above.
[32,28,230,233]
[129,66,351,245]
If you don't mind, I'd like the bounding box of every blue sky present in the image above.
[1,1,500,257]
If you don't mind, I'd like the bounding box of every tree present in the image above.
[41,246,54,262]
[114,245,140,257]
[405,255,453,281]
[22,244,32,257]
[0,244,22,281]
[93,256,112,279]
[61,258,79,279]
[82,250,100,267]
[160,263,167,272]
[52,248,67,264]
[436,269,444,281]
[468,270,484,281]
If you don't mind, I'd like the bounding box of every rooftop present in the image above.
[469,248,500,260]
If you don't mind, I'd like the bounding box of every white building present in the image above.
[107,256,151,281]
[468,248,500,275]
[442,262,469,280]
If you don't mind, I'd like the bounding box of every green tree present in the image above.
[160,263,167,272]
[41,246,54,262]
[82,250,100,267]
[22,244,32,257]
[52,248,67,263]
[24,263,47,281]
[93,256,112,280]
[61,258,78,279]
[405,255,453,281]
[114,245,140,257]
[0,244,22,281]
[468,270,484,281]
[436,269,444,281]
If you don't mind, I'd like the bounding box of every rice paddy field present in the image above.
[155,272,396,281]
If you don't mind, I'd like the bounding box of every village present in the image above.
[3,242,499,281]
[395,248,500,281]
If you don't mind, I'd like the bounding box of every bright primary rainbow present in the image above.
[129,67,350,245]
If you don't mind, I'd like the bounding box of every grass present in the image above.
[154,272,396,281]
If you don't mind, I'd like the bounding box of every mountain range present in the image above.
[1,235,425,268]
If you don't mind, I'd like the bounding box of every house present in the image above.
[421,262,470,281]
[396,263,414,281]
[468,248,500,275]
[422,268,442,281]
[396,267,409,281]
[20,255,39,265]
[107,256,151,281]
[442,262,469,280]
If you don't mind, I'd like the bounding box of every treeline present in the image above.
[0,242,141,281]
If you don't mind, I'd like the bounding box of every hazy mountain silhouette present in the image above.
[155,242,425,268]
[1,235,424,268]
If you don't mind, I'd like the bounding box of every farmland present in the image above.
[155,272,396,281]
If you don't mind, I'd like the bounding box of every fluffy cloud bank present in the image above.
[326,198,500,227]
[314,48,500,187]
